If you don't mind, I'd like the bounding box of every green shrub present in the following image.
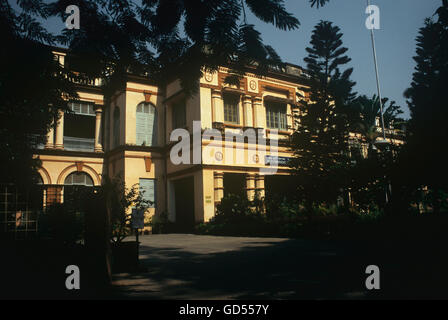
[265,197,302,221]
[348,202,384,223]
[100,176,151,243]
[213,194,262,225]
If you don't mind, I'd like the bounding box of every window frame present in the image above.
[139,178,156,208]
[68,101,95,116]
[136,102,157,146]
[223,94,240,125]
[265,101,287,130]
[64,172,94,186]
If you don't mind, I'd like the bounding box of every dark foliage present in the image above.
[290,21,356,209]
[402,0,448,198]
[346,95,405,210]
[0,1,77,184]
[43,0,330,95]
[38,203,84,245]
[1,0,332,184]
[351,95,404,150]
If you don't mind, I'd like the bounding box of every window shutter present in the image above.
[136,104,157,146]
[147,106,157,146]
[136,110,147,145]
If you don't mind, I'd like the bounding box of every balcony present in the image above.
[65,72,102,87]
[375,126,406,138]
[63,136,95,152]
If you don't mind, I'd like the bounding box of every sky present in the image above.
[247,0,442,118]
[34,0,443,118]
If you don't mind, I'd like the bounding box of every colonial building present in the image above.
[33,49,311,231]
[32,49,405,231]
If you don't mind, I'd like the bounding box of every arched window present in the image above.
[113,107,120,148]
[136,103,157,146]
[63,172,94,206]
[64,172,94,186]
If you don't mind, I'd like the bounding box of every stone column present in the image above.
[214,171,224,205]
[243,95,253,128]
[253,97,265,129]
[255,174,265,200]
[54,110,64,149]
[212,89,224,125]
[246,173,256,201]
[94,105,103,152]
[45,117,55,149]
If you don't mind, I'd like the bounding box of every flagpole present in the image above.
[367,0,386,141]
[367,0,389,204]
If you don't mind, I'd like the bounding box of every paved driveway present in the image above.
[111,234,376,299]
[111,234,447,299]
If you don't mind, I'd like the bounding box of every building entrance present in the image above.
[173,176,195,232]
[223,173,246,198]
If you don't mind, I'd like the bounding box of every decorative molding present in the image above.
[144,156,152,172]
[144,90,152,102]
[38,167,52,185]
[249,80,257,91]
[125,87,164,96]
[204,72,213,82]
[75,161,83,172]
[57,163,101,186]
[34,149,105,158]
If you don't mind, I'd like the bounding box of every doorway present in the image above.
[173,176,195,232]
[223,173,246,198]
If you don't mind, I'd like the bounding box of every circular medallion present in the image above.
[249,80,257,90]
[253,154,259,163]
[215,151,223,161]
[205,72,213,82]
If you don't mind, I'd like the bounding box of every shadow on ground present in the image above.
[111,235,448,300]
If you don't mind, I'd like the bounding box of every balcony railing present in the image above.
[63,136,95,152]
[65,72,102,87]
[375,126,405,137]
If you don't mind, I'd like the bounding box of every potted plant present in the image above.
[102,176,151,273]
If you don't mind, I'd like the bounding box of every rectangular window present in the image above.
[139,178,156,208]
[266,101,287,130]
[68,102,95,116]
[136,103,157,146]
[172,101,186,129]
[64,101,95,151]
[224,94,240,124]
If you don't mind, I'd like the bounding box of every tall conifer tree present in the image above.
[291,21,356,209]
[402,0,448,212]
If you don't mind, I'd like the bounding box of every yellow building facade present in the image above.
[33,50,310,230]
[34,50,404,231]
